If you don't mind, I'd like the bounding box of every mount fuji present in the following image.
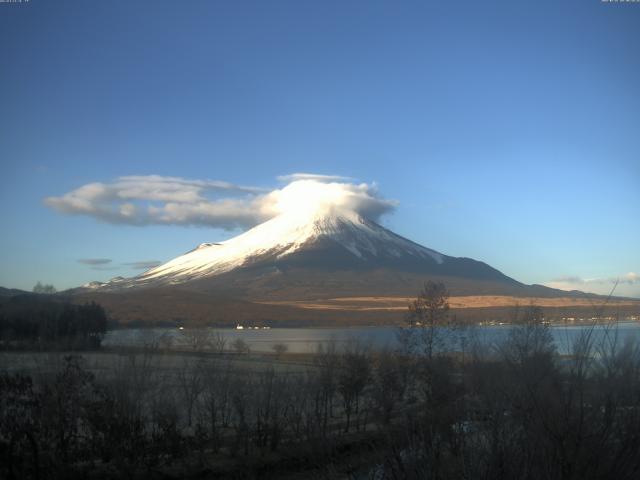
[86,206,522,294]
[74,201,597,325]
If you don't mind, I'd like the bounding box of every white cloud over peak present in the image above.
[45,174,396,230]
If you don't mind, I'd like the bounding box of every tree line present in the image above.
[0,294,108,350]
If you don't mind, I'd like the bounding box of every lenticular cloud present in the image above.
[44,174,396,230]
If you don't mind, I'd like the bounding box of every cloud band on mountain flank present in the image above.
[123,260,162,270]
[78,258,112,265]
[44,174,396,229]
[545,272,640,298]
[550,272,640,286]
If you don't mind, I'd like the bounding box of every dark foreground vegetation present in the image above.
[0,294,108,350]
[2,282,640,479]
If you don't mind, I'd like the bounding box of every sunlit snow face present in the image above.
[267,180,396,221]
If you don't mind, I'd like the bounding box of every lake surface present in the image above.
[103,321,640,355]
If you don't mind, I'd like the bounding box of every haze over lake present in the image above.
[104,321,640,355]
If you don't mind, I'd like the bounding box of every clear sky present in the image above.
[1,0,639,297]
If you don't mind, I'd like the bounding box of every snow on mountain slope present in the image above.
[102,207,445,289]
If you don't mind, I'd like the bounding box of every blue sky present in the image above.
[1,0,639,297]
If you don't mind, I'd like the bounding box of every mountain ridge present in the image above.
[66,208,640,325]
[87,208,522,293]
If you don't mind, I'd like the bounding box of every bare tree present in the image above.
[405,280,451,359]
[211,331,226,354]
[0,372,40,479]
[158,332,174,351]
[200,360,233,452]
[272,343,288,358]
[232,338,250,355]
[254,367,289,453]
[312,340,339,437]
[371,349,409,425]
[338,339,371,433]
[182,329,212,352]
[176,358,204,427]
[229,375,251,456]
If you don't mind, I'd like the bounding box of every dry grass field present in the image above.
[258,295,640,311]
[74,289,640,327]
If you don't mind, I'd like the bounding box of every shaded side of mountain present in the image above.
[0,286,28,298]
[182,266,590,301]
[220,234,520,284]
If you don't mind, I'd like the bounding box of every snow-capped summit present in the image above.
[68,181,608,325]
[89,190,521,294]
[100,206,453,289]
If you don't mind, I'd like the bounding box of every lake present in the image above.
[103,321,640,355]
